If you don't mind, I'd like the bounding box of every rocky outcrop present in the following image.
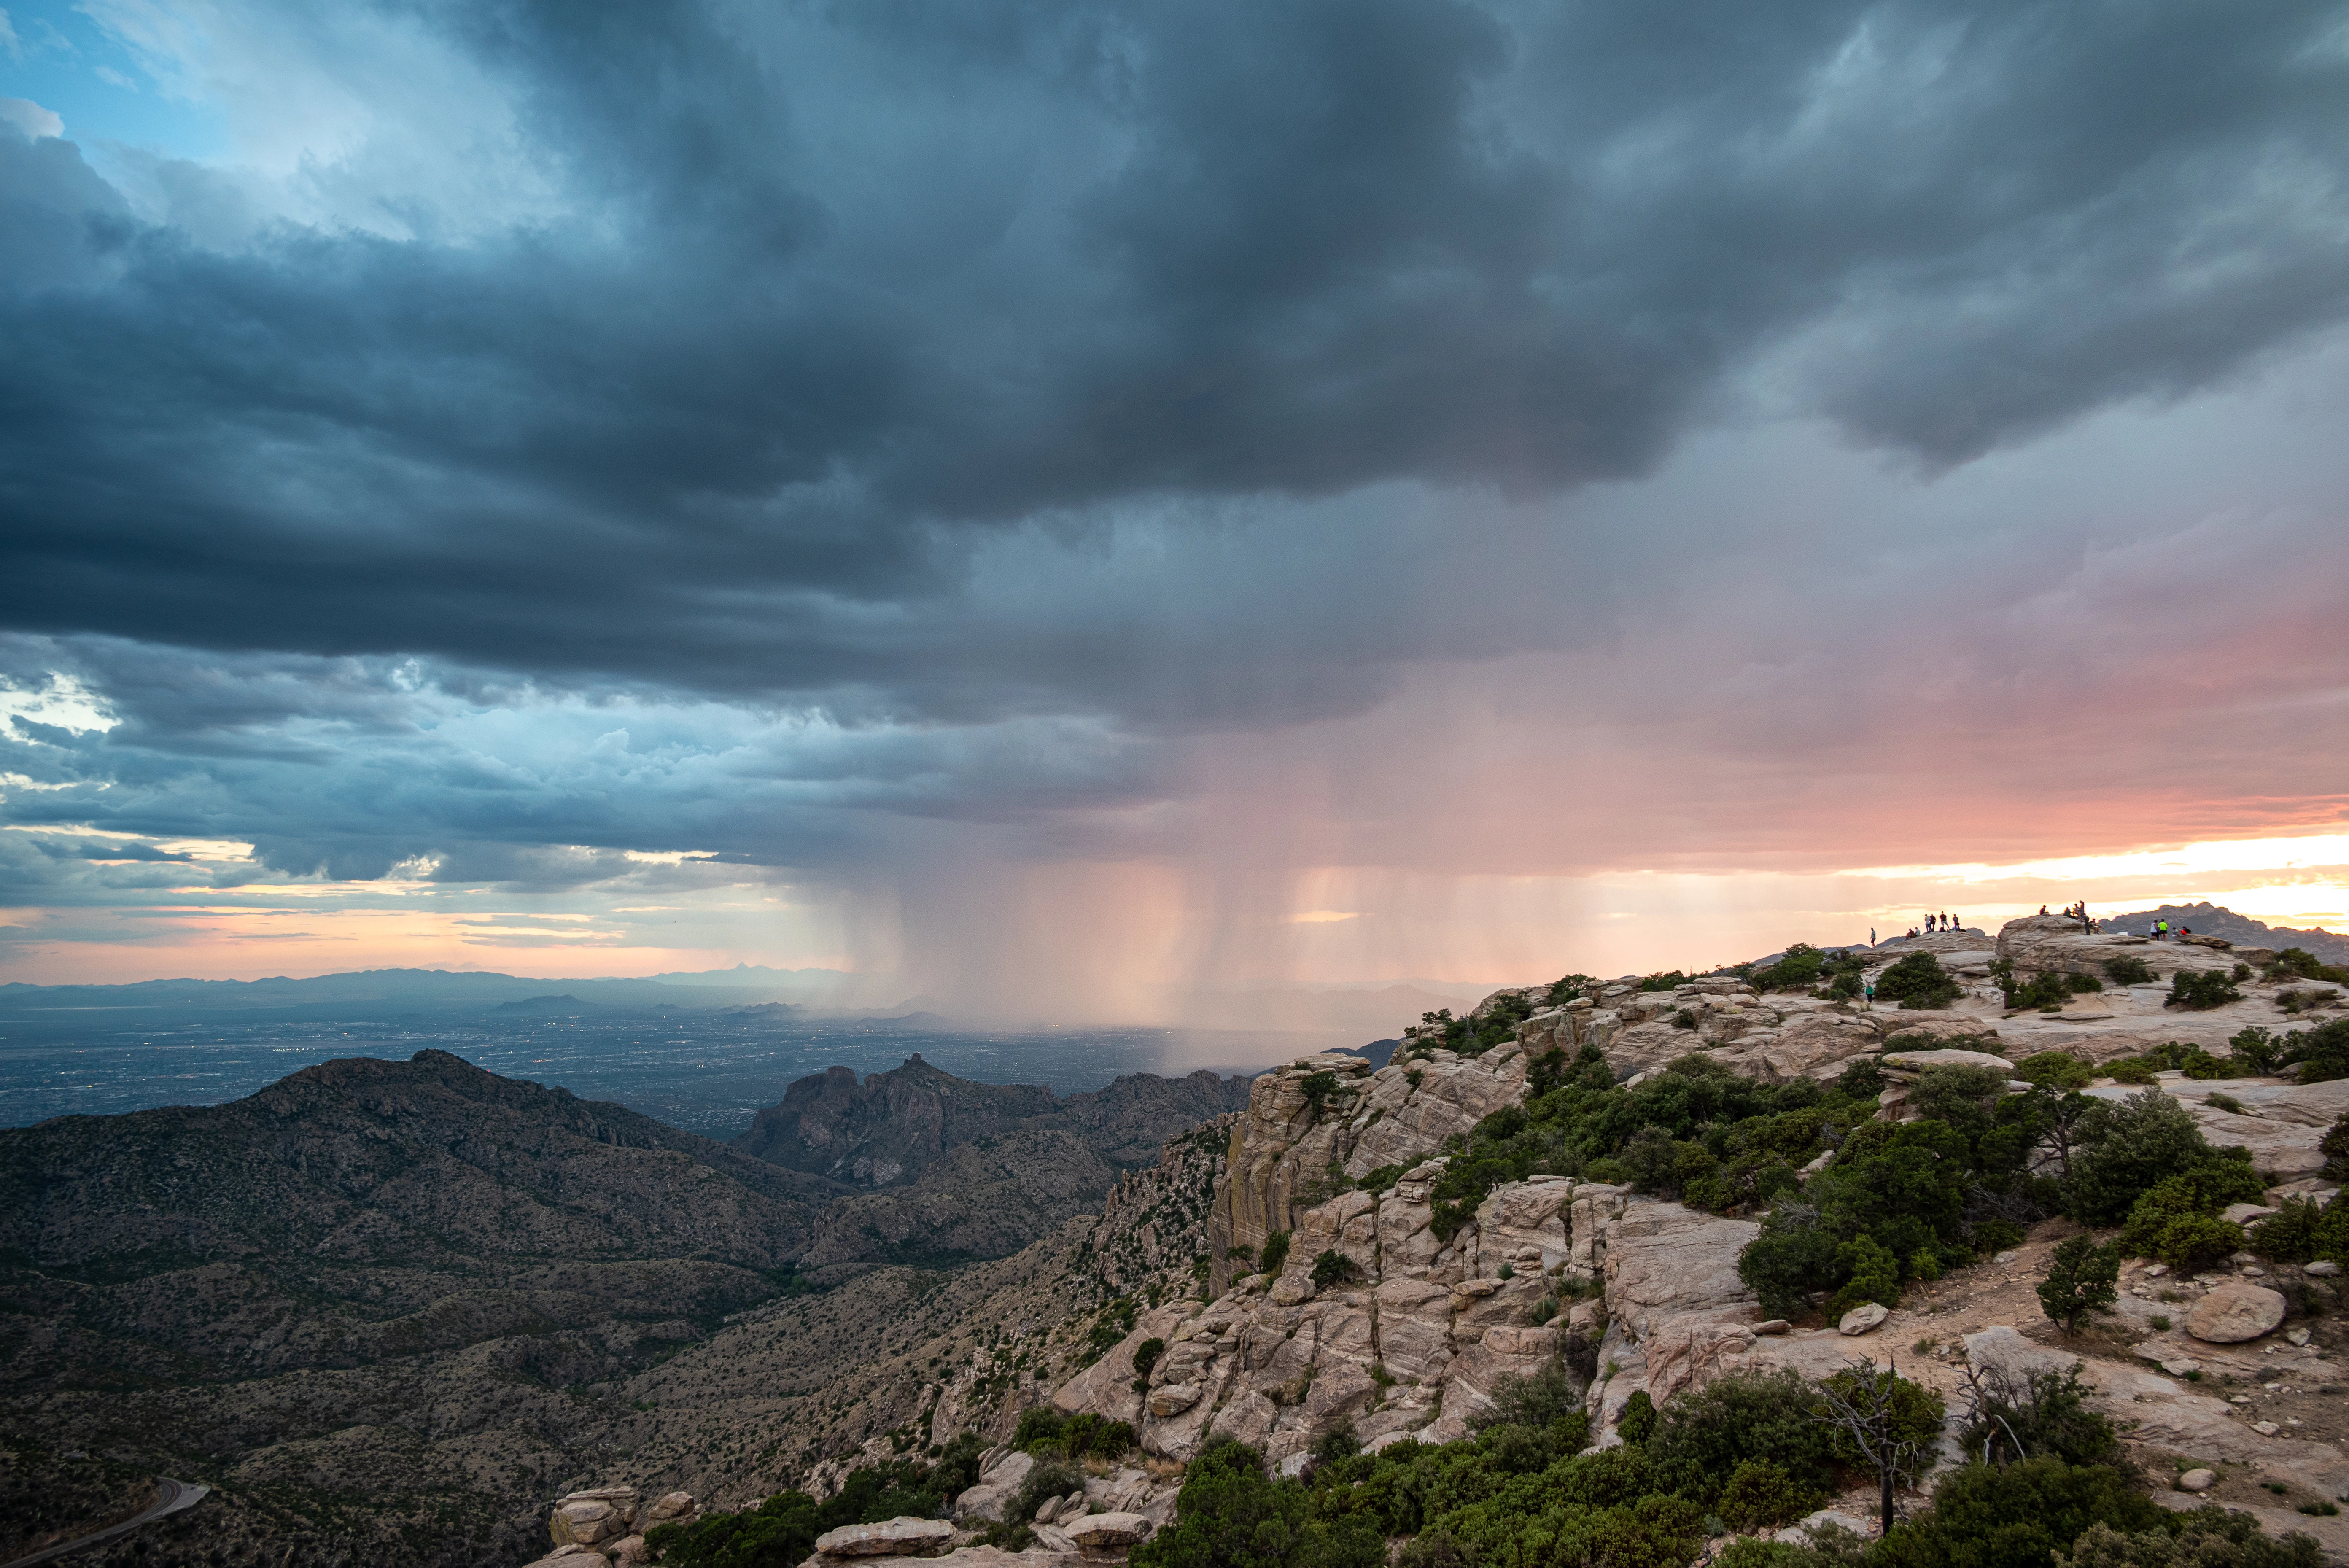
[1519,976,1903,1090]
[550,1486,638,1546]
[733,1057,1252,1185]
[1996,914,2256,979]
[814,1516,957,1556]
[1054,1028,1843,1463]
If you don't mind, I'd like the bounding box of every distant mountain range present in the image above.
[2097,901,2349,962]
[0,965,865,1017]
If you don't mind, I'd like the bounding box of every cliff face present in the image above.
[731,1055,1253,1184]
[734,1057,1059,1183]
[1054,988,1894,1468]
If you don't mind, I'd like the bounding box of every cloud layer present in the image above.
[5,0,2349,995]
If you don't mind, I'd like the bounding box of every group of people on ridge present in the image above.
[1904,911,1962,938]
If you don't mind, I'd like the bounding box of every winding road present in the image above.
[0,1477,210,1568]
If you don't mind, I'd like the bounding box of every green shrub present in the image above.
[1649,1367,1838,1499]
[648,1490,827,1567]
[1717,1458,1819,1532]
[1816,1361,1944,1471]
[2287,1018,2349,1083]
[1643,970,1693,991]
[1299,1072,1343,1115]
[653,1438,993,1566]
[2228,1027,2288,1076]
[1133,1440,1382,1568]
[2004,969,2103,1011]
[2067,1091,2261,1225]
[1828,1234,1902,1318]
[1972,1219,2027,1255]
[1960,1361,2126,1470]
[1617,1388,1657,1444]
[2104,956,2156,986]
[2270,948,2330,981]
[1314,1420,1362,1464]
[2016,1052,2096,1090]
[2323,1113,2349,1180]
[1545,973,1596,1007]
[1310,1250,1364,1291]
[1133,1336,1165,1384]
[1740,1222,1843,1319]
[1258,1229,1291,1277]
[1875,1458,2169,1568]
[2038,1237,2120,1331]
[2248,1195,2349,1265]
[1718,1540,1817,1568]
[2118,1175,2251,1270]
[1756,946,1827,993]
[2168,970,2243,1010]
[2060,1513,2325,1568]
[2102,1057,2160,1085]
[1879,951,1964,1010]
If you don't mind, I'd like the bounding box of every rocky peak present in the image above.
[733,1058,1253,1186]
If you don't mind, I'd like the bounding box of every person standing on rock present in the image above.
[1863,981,1875,1010]
[1870,927,1877,946]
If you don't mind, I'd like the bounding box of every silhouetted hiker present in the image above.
[2039,905,2050,916]
[1870,927,1877,946]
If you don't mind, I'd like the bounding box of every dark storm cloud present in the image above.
[4,0,2349,722]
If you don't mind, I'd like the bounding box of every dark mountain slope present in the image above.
[731,1052,1252,1182]
[0,1049,832,1277]
[0,1051,847,1567]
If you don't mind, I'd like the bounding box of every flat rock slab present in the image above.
[1880,1048,2014,1073]
[816,1517,958,1557]
[1063,1511,1153,1548]
[2185,1283,2287,1344]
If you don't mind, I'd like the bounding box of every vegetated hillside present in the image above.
[0,1048,1250,1566]
[602,1117,1236,1515]
[0,1050,855,1567]
[732,1053,1253,1181]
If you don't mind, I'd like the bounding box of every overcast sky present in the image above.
[6,0,2349,1013]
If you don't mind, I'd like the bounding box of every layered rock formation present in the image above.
[1053,1021,1858,1466]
